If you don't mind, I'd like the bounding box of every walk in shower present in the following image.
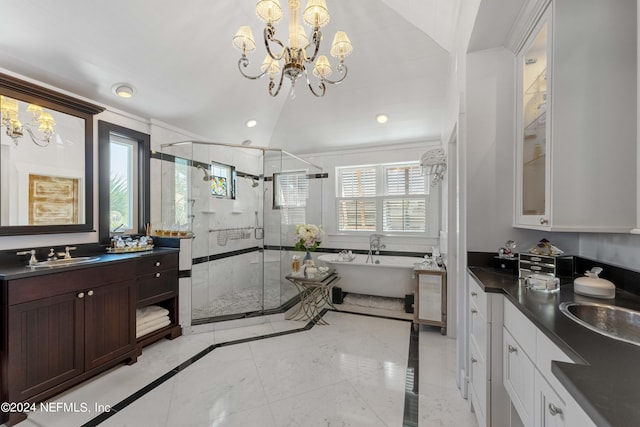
[159,141,323,324]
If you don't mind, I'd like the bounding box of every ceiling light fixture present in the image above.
[246,119,257,128]
[376,114,389,124]
[112,84,134,98]
[233,0,353,97]
[0,95,56,147]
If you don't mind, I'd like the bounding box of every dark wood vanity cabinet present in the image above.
[1,261,138,425]
[0,250,181,425]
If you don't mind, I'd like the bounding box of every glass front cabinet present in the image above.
[515,7,551,228]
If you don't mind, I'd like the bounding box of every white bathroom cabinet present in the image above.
[514,0,636,232]
[502,298,597,427]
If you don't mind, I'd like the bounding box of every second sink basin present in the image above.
[31,256,100,268]
[559,302,640,346]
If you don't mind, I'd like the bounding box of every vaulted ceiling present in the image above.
[0,0,458,154]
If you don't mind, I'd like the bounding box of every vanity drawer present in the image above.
[137,269,177,305]
[137,253,178,276]
[469,275,487,318]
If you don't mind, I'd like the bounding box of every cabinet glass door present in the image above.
[517,10,550,227]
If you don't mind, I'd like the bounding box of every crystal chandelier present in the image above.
[233,0,353,97]
[0,95,56,147]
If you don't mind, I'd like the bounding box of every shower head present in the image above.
[196,164,213,181]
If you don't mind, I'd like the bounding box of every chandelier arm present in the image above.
[264,25,287,61]
[302,28,322,63]
[268,70,286,97]
[303,68,326,97]
[23,127,51,147]
[322,62,349,85]
[238,56,268,80]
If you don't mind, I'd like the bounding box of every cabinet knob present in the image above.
[548,403,563,416]
[471,308,478,314]
[508,344,518,354]
[77,292,85,299]
[155,261,161,267]
[470,291,477,297]
[156,272,161,278]
[87,290,94,296]
[540,218,549,225]
[471,357,478,364]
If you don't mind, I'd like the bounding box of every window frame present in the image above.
[336,162,430,235]
[98,121,150,244]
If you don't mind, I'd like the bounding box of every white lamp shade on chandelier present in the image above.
[233,0,353,97]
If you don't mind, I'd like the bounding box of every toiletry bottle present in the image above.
[292,255,300,273]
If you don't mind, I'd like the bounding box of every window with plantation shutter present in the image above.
[274,171,308,225]
[383,164,426,232]
[337,162,429,233]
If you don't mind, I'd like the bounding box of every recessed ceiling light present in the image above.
[245,119,257,128]
[112,83,134,98]
[376,114,389,124]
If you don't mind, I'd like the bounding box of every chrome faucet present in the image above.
[59,246,77,259]
[16,249,38,266]
[366,234,385,263]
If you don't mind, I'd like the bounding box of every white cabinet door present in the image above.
[515,5,551,229]
[469,338,488,426]
[503,327,535,427]
[535,370,566,427]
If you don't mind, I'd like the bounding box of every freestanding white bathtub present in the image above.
[318,253,423,298]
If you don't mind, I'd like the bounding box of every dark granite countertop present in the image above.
[0,247,179,280]
[468,266,640,427]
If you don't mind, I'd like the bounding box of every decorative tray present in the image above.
[106,245,154,254]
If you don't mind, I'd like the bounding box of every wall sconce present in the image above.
[420,148,447,186]
[0,95,56,147]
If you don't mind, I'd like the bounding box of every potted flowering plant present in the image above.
[294,224,323,262]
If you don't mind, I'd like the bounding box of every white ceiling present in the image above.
[0,0,457,154]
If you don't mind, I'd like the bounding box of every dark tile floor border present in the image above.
[80,310,419,427]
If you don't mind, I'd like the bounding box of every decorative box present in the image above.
[518,253,573,278]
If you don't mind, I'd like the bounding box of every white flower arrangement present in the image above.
[294,224,324,251]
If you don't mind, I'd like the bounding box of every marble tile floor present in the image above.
[13,312,476,427]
